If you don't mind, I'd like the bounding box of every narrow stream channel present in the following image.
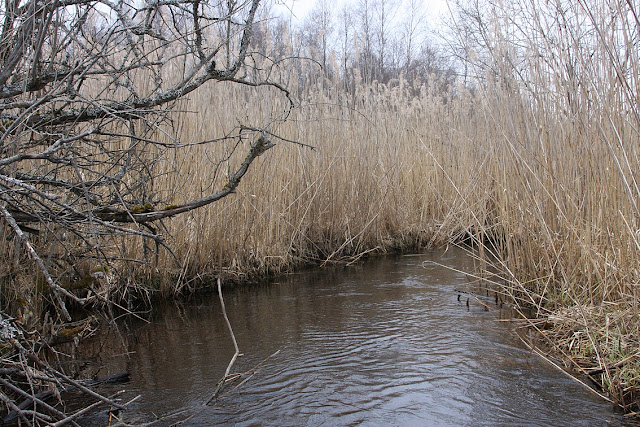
[76,247,628,426]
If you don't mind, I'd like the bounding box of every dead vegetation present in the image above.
[1,0,639,421]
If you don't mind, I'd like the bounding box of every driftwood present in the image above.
[207,279,242,404]
[0,312,133,426]
[1,372,130,425]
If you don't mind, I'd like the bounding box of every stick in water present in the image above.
[208,278,241,403]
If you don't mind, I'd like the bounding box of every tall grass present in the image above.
[157,80,478,279]
[142,1,639,406]
[1,0,637,410]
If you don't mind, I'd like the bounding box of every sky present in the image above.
[273,0,451,26]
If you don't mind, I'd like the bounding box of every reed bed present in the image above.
[3,66,637,411]
[1,0,638,413]
[137,57,639,408]
[153,80,478,281]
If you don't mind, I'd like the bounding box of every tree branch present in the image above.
[94,133,275,223]
[0,204,76,321]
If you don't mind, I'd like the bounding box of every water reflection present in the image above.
[78,248,626,426]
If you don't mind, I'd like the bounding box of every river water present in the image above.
[77,247,628,426]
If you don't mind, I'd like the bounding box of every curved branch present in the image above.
[95,134,275,223]
[5,0,265,129]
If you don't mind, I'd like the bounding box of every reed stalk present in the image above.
[1,0,638,412]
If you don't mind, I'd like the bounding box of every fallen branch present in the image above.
[51,390,126,427]
[207,278,241,404]
[0,204,74,321]
[2,335,128,426]
[0,377,73,425]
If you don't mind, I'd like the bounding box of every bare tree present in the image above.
[0,0,293,321]
[401,0,427,76]
[373,0,399,82]
[300,0,333,75]
[0,0,300,423]
[356,0,375,82]
[338,3,355,91]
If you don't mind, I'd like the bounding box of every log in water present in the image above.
[76,248,629,426]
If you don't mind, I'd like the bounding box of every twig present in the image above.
[346,246,381,266]
[218,278,240,379]
[0,390,32,425]
[0,377,74,425]
[15,347,127,410]
[0,203,73,321]
[231,349,282,392]
[474,296,492,311]
[206,278,241,404]
[52,390,126,426]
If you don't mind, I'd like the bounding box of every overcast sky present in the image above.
[273,0,450,26]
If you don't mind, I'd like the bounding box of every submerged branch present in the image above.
[208,278,241,404]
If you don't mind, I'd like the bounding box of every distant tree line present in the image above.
[252,0,457,93]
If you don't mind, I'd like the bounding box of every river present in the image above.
[75,247,629,426]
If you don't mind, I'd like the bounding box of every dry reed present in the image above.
[144,8,639,405]
[1,0,638,412]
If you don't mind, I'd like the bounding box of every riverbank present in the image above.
[158,76,639,412]
[2,0,638,423]
[2,75,639,416]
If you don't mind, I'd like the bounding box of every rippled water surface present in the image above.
[79,248,627,426]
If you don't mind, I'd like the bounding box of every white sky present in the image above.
[273,0,450,26]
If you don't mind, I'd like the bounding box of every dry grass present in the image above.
[155,80,481,282]
[147,16,639,405]
[1,0,638,412]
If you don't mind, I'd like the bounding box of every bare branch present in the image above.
[93,133,275,223]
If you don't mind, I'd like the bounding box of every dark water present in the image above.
[77,248,627,426]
